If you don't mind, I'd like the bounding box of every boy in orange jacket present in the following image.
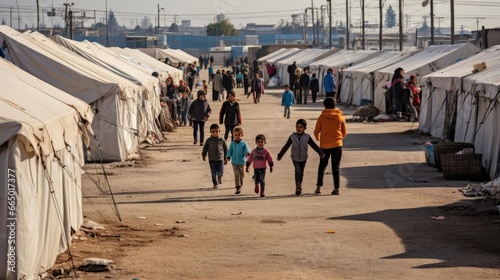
[314,97,347,195]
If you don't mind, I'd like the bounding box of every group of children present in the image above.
[201,97,347,197]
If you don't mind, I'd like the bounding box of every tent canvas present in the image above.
[309,50,383,96]
[419,46,500,139]
[260,48,301,83]
[0,58,93,279]
[372,43,480,112]
[0,25,140,162]
[340,50,419,106]
[109,47,183,84]
[52,36,162,144]
[275,48,338,86]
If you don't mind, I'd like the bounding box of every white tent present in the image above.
[340,50,419,106]
[309,50,383,96]
[259,48,301,83]
[0,25,141,162]
[52,36,162,145]
[109,47,183,84]
[0,58,93,279]
[275,48,339,86]
[372,43,480,112]
[139,48,196,65]
[419,46,500,139]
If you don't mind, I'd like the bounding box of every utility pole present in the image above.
[304,9,309,44]
[69,10,73,39]
[327,0,332,49]
[105,0,108,46]
[346,0,349,49]
[379,0,382,50]
[361,0,365,50]
[157,3,160,34]
[450,0,455,44]
[63,2,73,38]
[311,0,316,46]
[398,0,403,51]
[36,0,40,30]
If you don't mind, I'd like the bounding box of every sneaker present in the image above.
[235,186,241,194]
[331,188,340,195]
[295,187,302,196]
[213,185,218,189]
[260,189,265,197]
[193,140,197,145]
[315,186,321,194]
[200,142,203,146]
[218,176,222,184]
[254,184,260,194]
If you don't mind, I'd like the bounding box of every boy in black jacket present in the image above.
[219,91,242,141]
[309,73,320,103]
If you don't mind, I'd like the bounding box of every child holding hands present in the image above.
[277,119,324,196]
[226,126,250,194]
[246,134,274,197]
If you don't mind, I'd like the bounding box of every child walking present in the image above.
[277,119,324,196]
[281,84,295,119]
[226,126,250,194]
[179,92,190,126]
[246,134,274,197]
[202,123,228,189]
[219,91,242,141]
[189,91,211,145]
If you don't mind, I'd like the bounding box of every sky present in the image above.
[1,0,499,31]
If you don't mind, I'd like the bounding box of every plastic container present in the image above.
[424,142,436,167]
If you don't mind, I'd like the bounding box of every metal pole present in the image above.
[399,0,403,51]
[69,10,73,39]
[450,0,455,44]
[361,0,365,50]
[105,0,109,46]
[328,0,332,49]
[36,0,39,31]
[430,0,434,45]
[379,0,382,50]
[304,10,308,44]
[157,4,160,34]
[311,0,316,46]
[346,0,349,49]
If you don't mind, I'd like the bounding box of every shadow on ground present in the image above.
[331,200,500,269]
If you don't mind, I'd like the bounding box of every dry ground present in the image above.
[52,74,500,280]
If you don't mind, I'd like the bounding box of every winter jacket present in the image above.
[251,77,265,94]
[219,100,242,126]
[282,90,295,107]
[323,72,336,93]
[223,74,234,92]
[246,148,274,169]
[226,140,251,165]
[300,73,310,88]
[213,73,223,92]
[314,108,347,149]
[189,99,211,121]
[202,136,228,161]
[309,77,320,92]
[179,96,190,111]
[277,133,324,162]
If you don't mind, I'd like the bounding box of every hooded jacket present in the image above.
[323,72,336,93]
[314,108,347,149]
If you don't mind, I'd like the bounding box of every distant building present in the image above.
[239,23,277,35]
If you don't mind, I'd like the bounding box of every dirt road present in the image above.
[62,81,500,280]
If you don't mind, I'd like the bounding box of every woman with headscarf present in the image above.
[391,67,406,119]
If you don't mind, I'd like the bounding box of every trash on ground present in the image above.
[430,216,446,220]
[83,221,104,230]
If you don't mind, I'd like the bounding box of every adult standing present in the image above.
[252,59,259,73]
[186,63,196,92]
[323,68,337,98]
[212,70,223,101]
[309,73,320,103]
[199,56,204,69]
[287,61,297,89]
[204,55,209,69]
[250,72,265,103]
[209,55,214,66]
[314,97,347,195]
[299,67,311,105]
[391,67,406,120]
[189,91,212,146]
[223,70,235,99]
[292,68,301,105]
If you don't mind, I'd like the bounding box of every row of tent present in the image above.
[139,47,198,65]
[0,25,186,279]
[259,43,500,180]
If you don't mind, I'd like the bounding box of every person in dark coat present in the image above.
[391,67,406,119]
[309,73,320,103]
[199,56,204,68]
[189,91,212,145]
[287,61,297,89]
[219,91,242,141]
[209,55,214,66]
[223,70,234,99]
[299,67,311,105]
[204,55,209,69]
